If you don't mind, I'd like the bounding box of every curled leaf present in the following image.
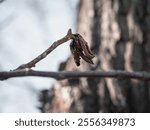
[70,34,95,66]
[77,34,95,59]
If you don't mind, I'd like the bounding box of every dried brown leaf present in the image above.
[70,34,95,66]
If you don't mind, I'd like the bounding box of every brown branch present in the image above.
[14,28,95,70]
[14,29,74,70]
[0,70,150,81]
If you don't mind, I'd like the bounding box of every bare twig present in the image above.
[14,29,74,70]
[3,29,149,82]
[14,28,95,70]
[0,70,150,81]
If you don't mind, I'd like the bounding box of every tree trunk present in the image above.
[40,0,150,112]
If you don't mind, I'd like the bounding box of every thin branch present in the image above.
[0,70,150,81]
[14,29,74,70]
[3,29,149,82]
[14,28,95,70]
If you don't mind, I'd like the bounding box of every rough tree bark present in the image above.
[40,0,150,112]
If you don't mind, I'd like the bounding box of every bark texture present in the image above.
[40,0,150,112]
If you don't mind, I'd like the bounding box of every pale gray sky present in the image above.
[0,0,79,112]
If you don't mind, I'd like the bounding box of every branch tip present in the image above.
[67,28,72,35]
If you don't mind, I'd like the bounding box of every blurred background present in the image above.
[40,0,150,113]
[0,0,79,112]
[1,0,150,113]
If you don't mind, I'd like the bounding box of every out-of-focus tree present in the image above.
[40,0,150,112]
[0,0,5,3]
